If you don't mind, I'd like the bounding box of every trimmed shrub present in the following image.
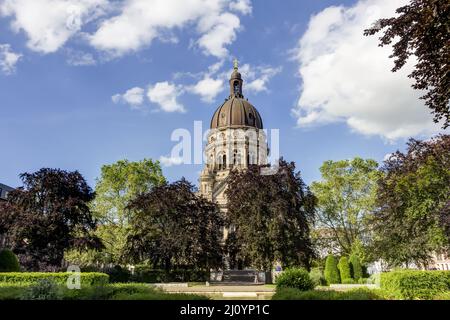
[0,249,20,272]
[338,257,351,283]
[341,278,356,284]
[324,255,340,285]
[349,254,363,281]
[309,268,326,287]
[0,272,109,286]
[381,270,450,300]
[275,268,314,291]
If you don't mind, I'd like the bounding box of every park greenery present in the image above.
[0,135,449,300]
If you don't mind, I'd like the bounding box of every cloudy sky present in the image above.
[0,0,443,188]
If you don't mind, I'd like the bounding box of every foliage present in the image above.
[125,179,224,270]
[272,288,382,300]
[349,254,363,281]
[371,135,450,267]
[311,158,380,257]
[0,249,20,272]
[434,291,450,300]
[337,257,352,283]
[0,272,109,286]
[364,0,450,128]
[275,268,314,291]
[309,267,326,287]
[20,279,62,300]
[380,270,450,300]
[226,159,316,271]
[131,266,210,283]
[0,283,208,300]
[89,159,166,265]
[0,168,102,271]
[324,255,340,285]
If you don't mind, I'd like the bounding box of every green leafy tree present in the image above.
[124,179,224,270]
[324,254,340,284]
[0,169,102,271]
[311,158,381,258]
[90,159,165,264]
[337,256,351,282]
[349,254,363,281]
[364,0,450,128]
[225,159,316,271]
[371,135,450,267]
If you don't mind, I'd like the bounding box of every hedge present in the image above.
[337,257,351,282]
[324,255,340,284]
[0,272,109,286]
[131,267,209,283]
[380,270,450,300]
[349,254,362,281]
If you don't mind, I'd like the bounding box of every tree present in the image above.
[225,159,316,271]
[371,135,450,267]
[349,254,363,281]
[0,169,102,271]
[364,0,450,128]
[324,255,340,285]
[311,158,381,258]
[124,179,224,270]
[90,159,165,264]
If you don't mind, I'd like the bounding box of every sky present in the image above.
[0,0,444,189]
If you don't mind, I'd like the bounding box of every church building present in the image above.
[199,60,268,221]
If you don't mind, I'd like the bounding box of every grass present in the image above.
[0,282,209,300]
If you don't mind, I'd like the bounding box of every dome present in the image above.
[210,97,263,129]
[210,59,263,130]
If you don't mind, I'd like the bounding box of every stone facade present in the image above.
[199,61,268,235]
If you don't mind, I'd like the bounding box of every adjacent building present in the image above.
[0,182,14,201]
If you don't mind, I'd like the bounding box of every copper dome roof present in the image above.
[210,60,263,130]
[210,97,263,129]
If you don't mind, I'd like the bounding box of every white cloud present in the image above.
[292,0,441,140]
[159,155,184,167]
[66,49,96,66]
[229,0,252,15]
[245,66,281,93]
[0,0,107,53]
[196,12,240,58]
[147,81,185,113]
[0,43,22,74]
[89,0,245,58]
[112,87,145,109]
[191,76,224,102]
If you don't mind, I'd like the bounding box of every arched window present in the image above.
[233,81,240,95]
[223,154,227,169]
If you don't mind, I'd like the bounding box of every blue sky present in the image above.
[0,0,443,189]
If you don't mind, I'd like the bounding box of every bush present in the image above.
[324,255,340,285]
[380,270,450,300]
[349,254,363,281]
[20,279,62,300]
[341,278,356,284]
[272,288,382,300]
[309,268,326,287]
[0,272,109,286]
[338,257,352,283]
[434,292,450,300]
[0,249,20,272]
[275,268,314,291]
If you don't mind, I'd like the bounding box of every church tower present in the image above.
[199,60,268,218]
